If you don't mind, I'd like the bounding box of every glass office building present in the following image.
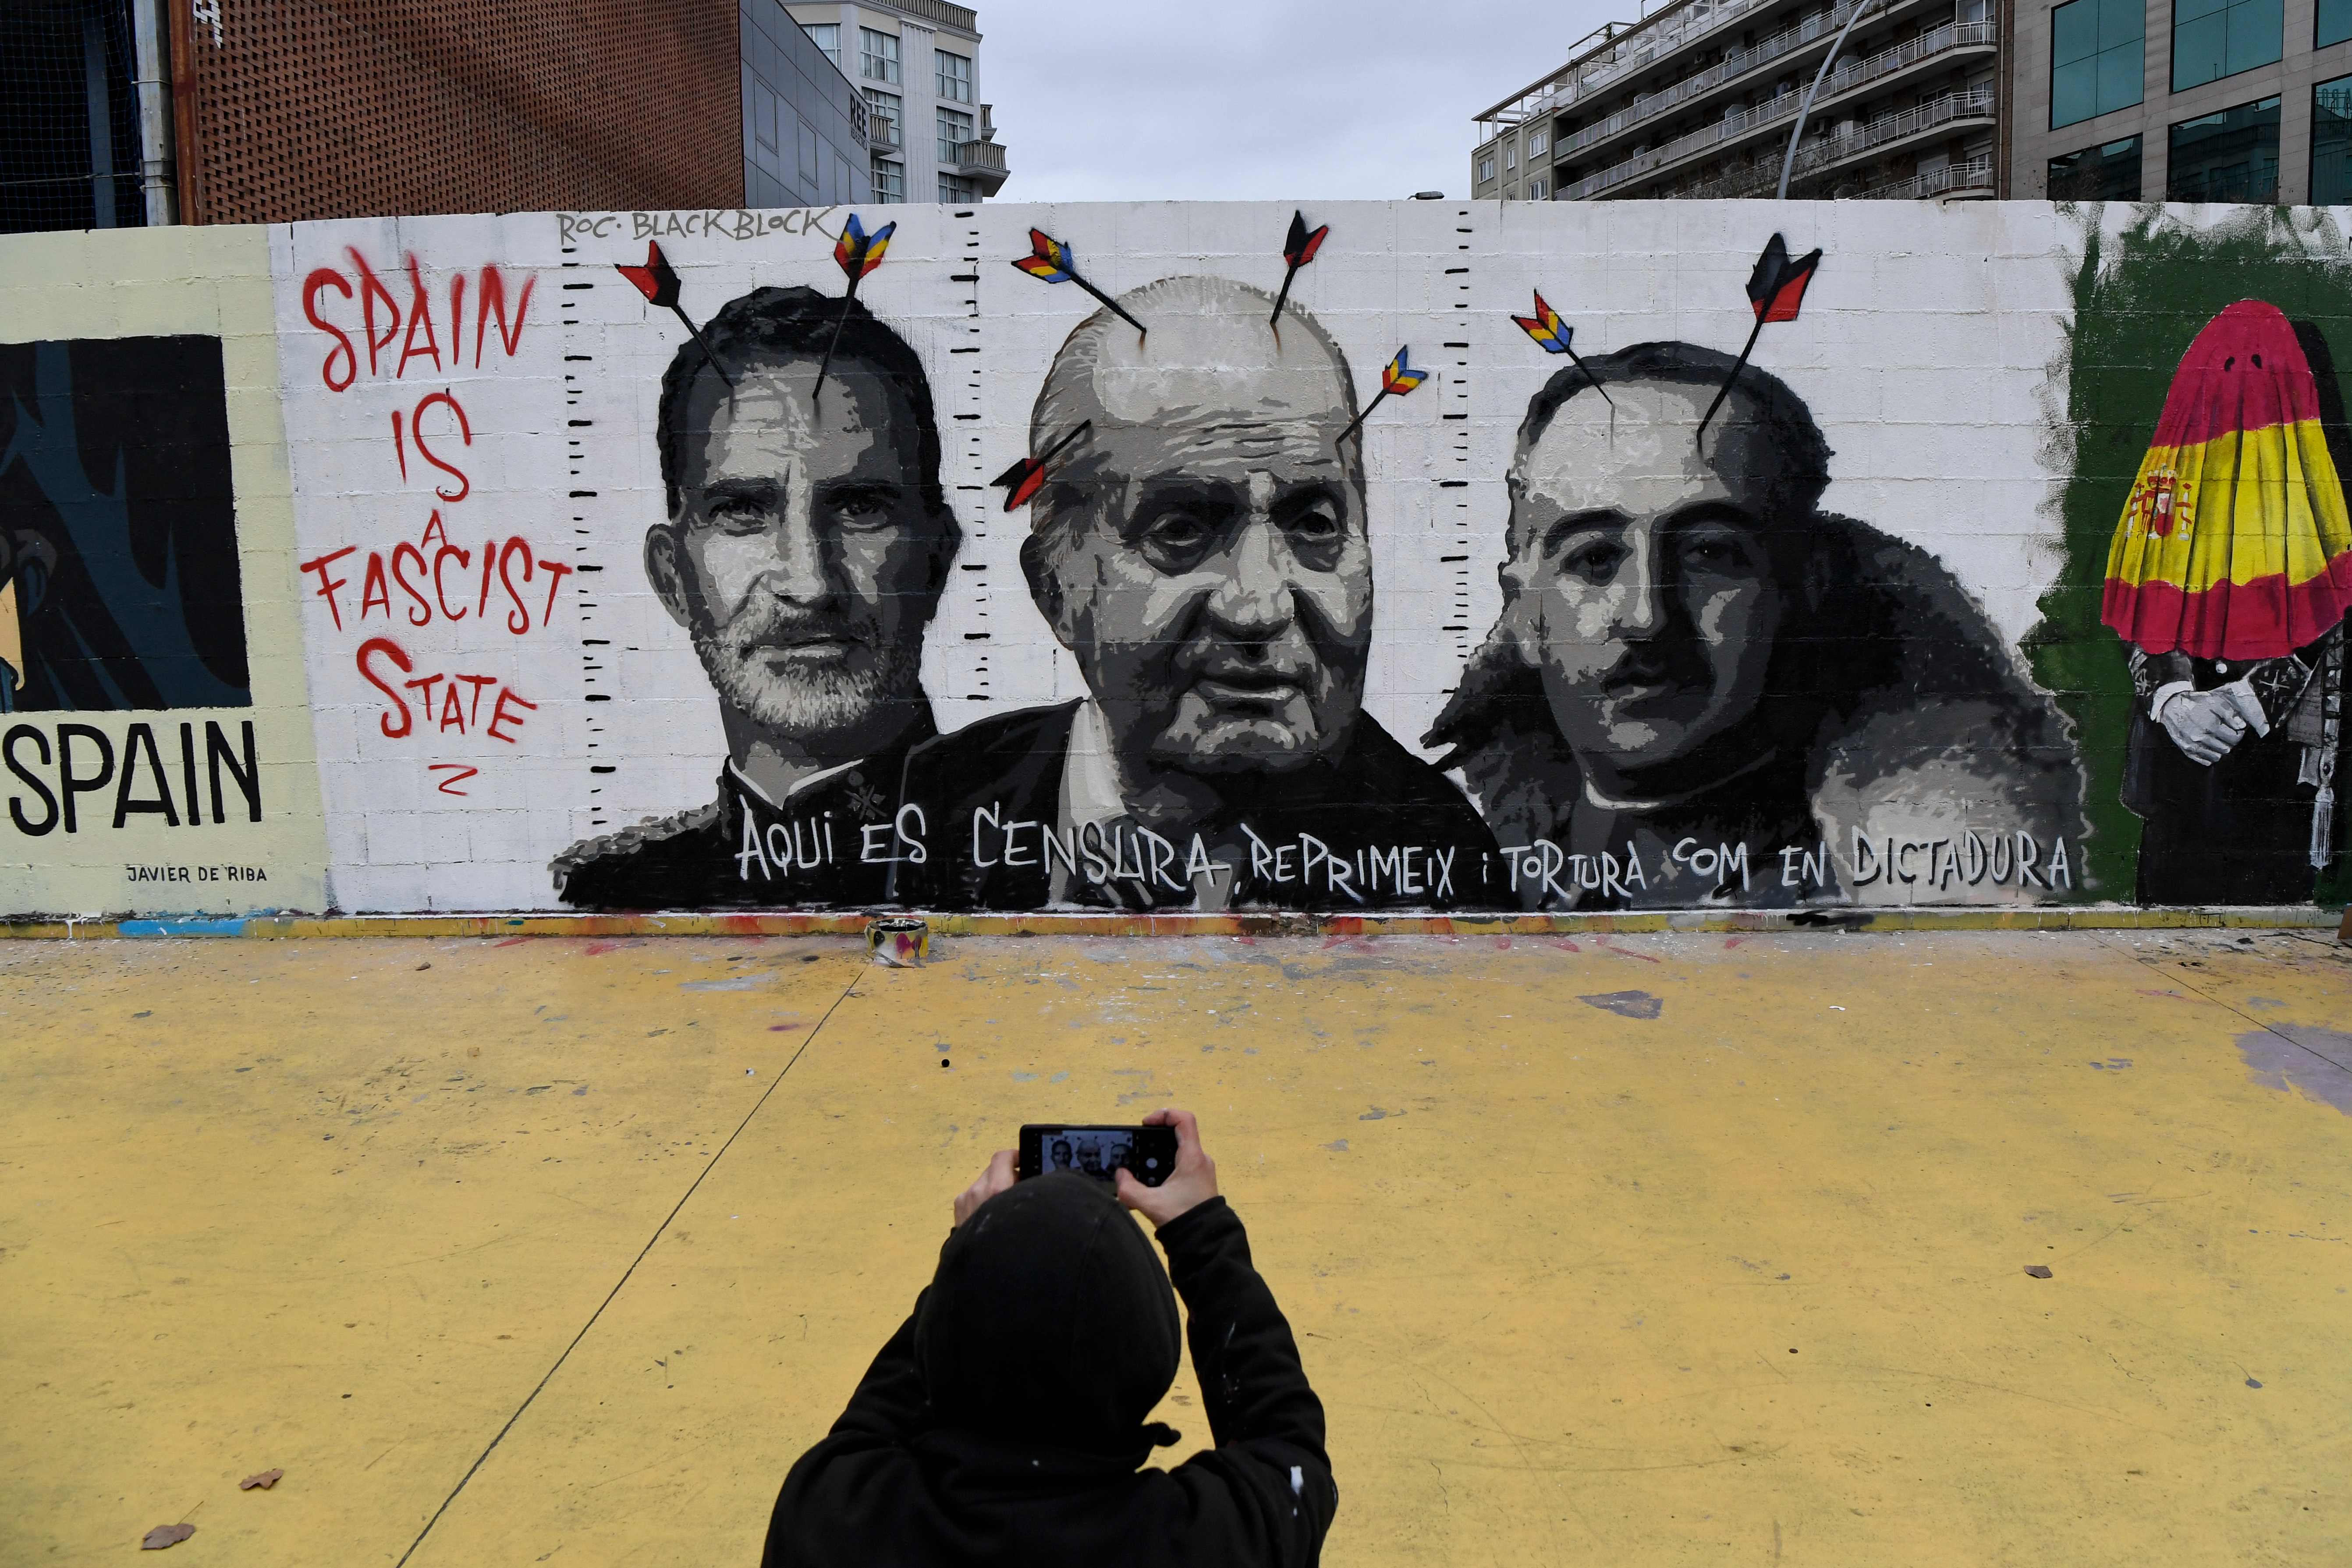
[743,0,873,209]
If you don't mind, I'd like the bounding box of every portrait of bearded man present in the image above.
[552,286,958,909]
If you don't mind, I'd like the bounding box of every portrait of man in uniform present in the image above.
[552,286,959,909]
[1428,341,2083,909]
[894,275,1495,911]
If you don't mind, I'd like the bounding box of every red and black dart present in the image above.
[1698,232,1821,446]
[1269,209,1329,328]
[616,241,733,389]
[991,420,1094,511]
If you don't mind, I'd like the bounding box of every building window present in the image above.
[2048,133,2143,197]
[1529,175,1549,198]
[1477,155,1496,181]
[1530,127,1549,155]
[939,172,977,202]
[871,159,905,202]
[937,49,973,102]
[2321,0,2352,46]
[938,106,973,163]
[864,89,903,154]
[2050,0,2143,129]
[1503,185,1519,201]
[803,22,840,69]
[2172,0,2282,92]
[860,27,901,85]
[2314,75,2352,201]
[1504,142,1518,170]
[2168,95,2280,200]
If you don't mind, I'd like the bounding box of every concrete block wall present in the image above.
[1,200,2347,919]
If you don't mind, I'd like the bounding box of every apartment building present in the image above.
[2013,0,2352,199]
[1471,0,2003,202]
[786,0,1010,203]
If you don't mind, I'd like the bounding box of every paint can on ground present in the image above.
[867,917,929,967]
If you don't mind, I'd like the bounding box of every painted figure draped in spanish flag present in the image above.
[2104,300,2349,905]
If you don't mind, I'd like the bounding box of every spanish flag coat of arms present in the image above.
[2102,300,2352,660]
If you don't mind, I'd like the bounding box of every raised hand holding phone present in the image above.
[1115,1108,1217,1227]
[952,1149,1017,1227]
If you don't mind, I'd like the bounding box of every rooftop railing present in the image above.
[874,0,979,34]
[1477,0,1795,134]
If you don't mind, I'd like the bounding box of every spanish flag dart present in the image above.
[1270,210,1329,328]
[1335,348,1430,448]
[616,241,733,389]
[1511,290,1614,408]
[813,212,895,401]
[991,419,1094,511]
[2103,299,2352,662]
[1012,229,1146,337]
[1697,232,1821,446]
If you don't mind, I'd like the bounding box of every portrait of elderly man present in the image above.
[552,286,959,910]
[1426,341,2084,910]
[894,275,1495,912]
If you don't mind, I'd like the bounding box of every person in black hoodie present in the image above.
[761,1108,1336,1567]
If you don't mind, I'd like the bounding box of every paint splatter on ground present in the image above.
[2237,1027,2352,1115]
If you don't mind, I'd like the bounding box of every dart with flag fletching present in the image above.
[1511,290,1614,408]
[616,241,734,389]
[1697,232,1821,446]
[992,420,1094,511]
[1012,229,1146,337]
[1269,210,1329,327]
[812,212,896,401]
[1335,348,1430,447]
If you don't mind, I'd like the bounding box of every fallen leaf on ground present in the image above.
[142,1523,194,1549]
[239,1469,283,1490]
[2024,1265,2054,1279]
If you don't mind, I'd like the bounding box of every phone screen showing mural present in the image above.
[1018,1125,1177,1186]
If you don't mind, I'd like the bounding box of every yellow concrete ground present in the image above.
[4,928,2348,1567]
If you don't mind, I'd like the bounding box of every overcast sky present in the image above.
[971,0,1623,203]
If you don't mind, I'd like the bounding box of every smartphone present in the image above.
[1018,1124,1178,1186]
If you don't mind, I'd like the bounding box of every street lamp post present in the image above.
[1776,0,1882,200]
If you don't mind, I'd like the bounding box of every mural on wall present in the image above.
[2036,207,2352,911]
[1430,340,2086,910]
[222,202,2352,917]
[551,264,958,909]
[1,335,268,843]
[0,337,248,713]
[894,274,1494,912]
[2102,300,2351,905]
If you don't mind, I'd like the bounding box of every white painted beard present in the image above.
[693,617,924,751]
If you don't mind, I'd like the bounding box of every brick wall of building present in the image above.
[171,0,744,223]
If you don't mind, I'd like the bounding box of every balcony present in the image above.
[1559,20,1994,199]
[1679,87,1996,196]
[951,137,1010,196]
[868,114,902,152]
[1554,0,1956,166]
[1855,151,1994,198]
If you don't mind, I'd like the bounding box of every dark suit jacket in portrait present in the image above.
[2124,625,2346,905]
[890,700,1499,912]
[550,716,936,911]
